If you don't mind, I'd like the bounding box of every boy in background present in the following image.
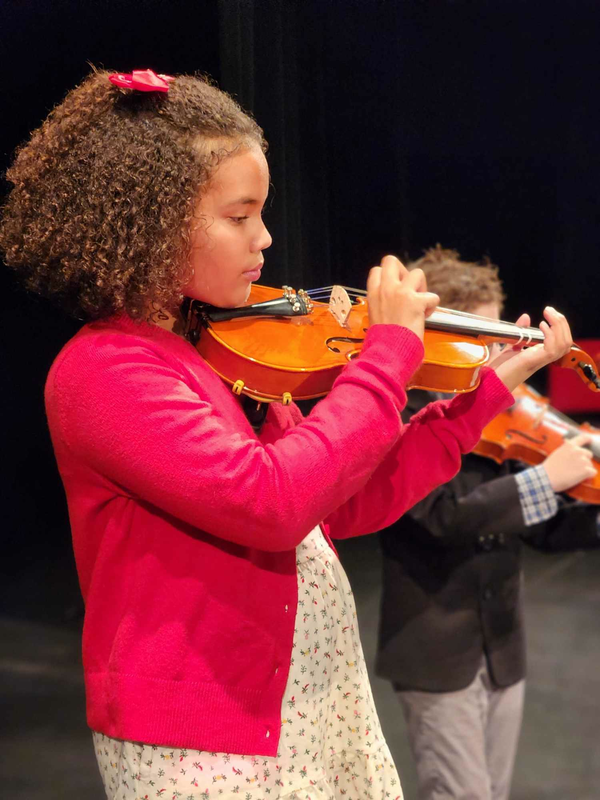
[376,246,599,800]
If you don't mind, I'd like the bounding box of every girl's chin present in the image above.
[183,288,251,309]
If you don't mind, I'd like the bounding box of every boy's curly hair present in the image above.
[409,244,506,313]
[0,69,266,319]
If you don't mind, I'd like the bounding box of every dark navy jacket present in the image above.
[375,390,600,692]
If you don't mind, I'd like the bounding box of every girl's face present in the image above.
[184,144,272,308]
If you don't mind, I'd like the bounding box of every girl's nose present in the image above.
[254,220,272,252]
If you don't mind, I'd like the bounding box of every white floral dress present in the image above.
[93,526,402,800]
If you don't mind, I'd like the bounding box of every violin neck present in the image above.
[561,425,600,460]
[520,388,600,460]
[425,309,545,345]
[308,285,600,392]
[307,285,546,346]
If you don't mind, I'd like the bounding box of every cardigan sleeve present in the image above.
[324,368,514,539]
[47,324,424,553]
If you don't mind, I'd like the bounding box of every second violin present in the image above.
[475,383,600,504]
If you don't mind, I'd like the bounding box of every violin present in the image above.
[475,383,600,504]
[184,284,600,405]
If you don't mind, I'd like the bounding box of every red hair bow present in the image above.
[108,69,174,93]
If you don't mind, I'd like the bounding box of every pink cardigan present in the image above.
[44,314,512,756]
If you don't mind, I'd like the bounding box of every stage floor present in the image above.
[2,540,600,799]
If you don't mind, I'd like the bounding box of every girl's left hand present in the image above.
[489,306,573,392]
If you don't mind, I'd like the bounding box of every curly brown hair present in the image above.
[409,244,506,313]
[0,68,266,319]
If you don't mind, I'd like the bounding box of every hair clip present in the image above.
[108,69,175,93]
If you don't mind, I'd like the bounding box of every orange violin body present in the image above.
[475,383,600,504]
[186,283,600,406]
[189,284,490,403]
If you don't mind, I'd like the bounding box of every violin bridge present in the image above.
[328,285,353,329]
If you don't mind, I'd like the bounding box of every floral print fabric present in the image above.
[93,526,402,800]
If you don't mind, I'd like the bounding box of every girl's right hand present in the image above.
[367,254,440,342]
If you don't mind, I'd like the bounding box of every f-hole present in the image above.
[326,336,364,354]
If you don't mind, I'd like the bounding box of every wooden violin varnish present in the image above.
[185,284,600,405]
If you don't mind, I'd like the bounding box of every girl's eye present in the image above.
[229,216,249,224]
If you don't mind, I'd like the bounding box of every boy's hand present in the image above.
[542,433,596,493]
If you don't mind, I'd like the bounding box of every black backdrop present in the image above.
[2,0,600,619]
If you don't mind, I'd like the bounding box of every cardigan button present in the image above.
[266,729,271,738]
[284,604,289,612]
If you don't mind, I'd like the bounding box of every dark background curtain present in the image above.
[2,2,600,796]
[1,0,599,613]
[217,0,600,327]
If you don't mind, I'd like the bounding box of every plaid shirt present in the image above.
[515,464,558,526]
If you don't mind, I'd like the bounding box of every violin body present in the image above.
[475,383,600,504]
[188,283,600,500]
[187,283,600,406]
[191,284,490,403]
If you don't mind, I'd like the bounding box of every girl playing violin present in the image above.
[376,246,598,800]
[0,70,578,800]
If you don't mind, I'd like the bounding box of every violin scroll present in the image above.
[556,346,600,392]
[475,383,600,504]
